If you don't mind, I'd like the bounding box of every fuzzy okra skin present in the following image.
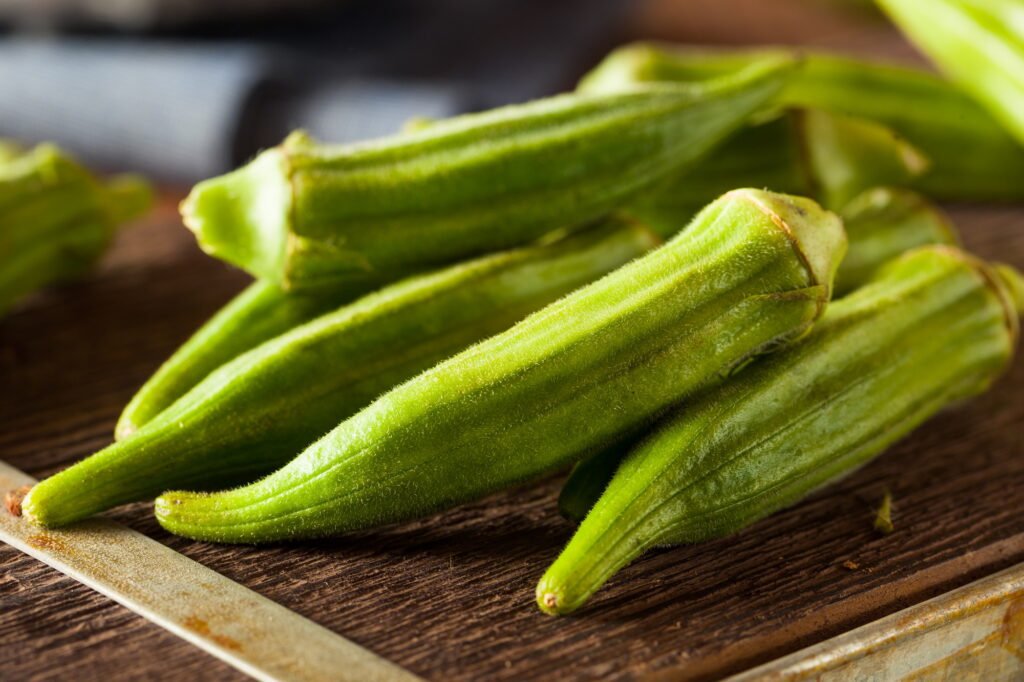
[539,246,1020,615]
[153,189,846,543]
[557,186,959,523]
[182,58,794,292]
[0,144,151,317]
[115,280,366,439]
[580,43,1024,202]
[22,220,661,527]
[878,0,1024,145]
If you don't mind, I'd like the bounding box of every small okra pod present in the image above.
[152,189,846,544]
[557,187,960,524]
[878,0,1024,145]
[115,280,367,439]
[23,219,661,526]
[538,246,1021,615]
[182,57,795,292]
[0,144,151,317]
[580,43,1024,202]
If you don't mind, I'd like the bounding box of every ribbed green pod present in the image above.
[181,58,794,292]
[580,43,1024,201]
[538,246,1020,615]
[0,144,151,317]
[115,281,364,439]
[879,0,1024,145]
[22,220,660,526]
[150,189,845,544]
[557,187,960,523]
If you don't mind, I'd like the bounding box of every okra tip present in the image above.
[180,148,292,285]
[536,579,569,616]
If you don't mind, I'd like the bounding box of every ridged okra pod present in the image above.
[182,58,794,292]
[580,43,1024,202]
[115,280,366,439]
[0,144,151,317]
[23,220,661,526]
[879,0,1024,145]
[558,187,959,523]
[538,246,1021,615]
[152,189,846,543]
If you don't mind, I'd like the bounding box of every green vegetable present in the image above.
[580,43,1024,201]
[115,281,366,439]
[538,246,1020,615]
[558,187,959,524]
[835,187,958,295]
[797,110,928,210]
[150,189,846,544]
[0,144,151,317]
[878,0,1024,145]
[182,58,794,292]
[23,219,661,526]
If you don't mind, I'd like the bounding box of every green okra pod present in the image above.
[182,58,795,292]
[558,186,959,523]
[115,280,366,439]
[0,144,151,317]
[878,0,1024,145]
[539,246,1020,615]
[580,43,1024,201]
[23,219,662,526]
[151,189,846,544]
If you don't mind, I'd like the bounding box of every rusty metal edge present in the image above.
[0,460,421,682]
[727,561,1024,680]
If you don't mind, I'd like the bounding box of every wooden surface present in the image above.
[2,6,1024,682]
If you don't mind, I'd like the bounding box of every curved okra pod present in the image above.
[182,57,795,292]
[557,186,960,523]
[151,189,846,543]
[0,144,151,317]
[878,0,1024,145]
[23,219,661,526]
[115,280,366,439]
[580,43,1024,202]
[539,246,1020,615]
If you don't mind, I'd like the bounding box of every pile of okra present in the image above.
[10,2,1024,614]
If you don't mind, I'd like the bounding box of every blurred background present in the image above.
[0,0,911,183]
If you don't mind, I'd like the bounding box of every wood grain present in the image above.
[2,6,1024,679]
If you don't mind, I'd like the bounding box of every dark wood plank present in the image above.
[2,6,1024,680]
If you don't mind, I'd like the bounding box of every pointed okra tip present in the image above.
[536,577,570,616]
[726,189,847,298]
[180,146,292,285]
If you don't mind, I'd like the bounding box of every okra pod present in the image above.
[581,43,1024,201]
[878,0,1024,145]
[0,144,151,317]
[539,246,1020,615]
[115,280,365,439]
[183,58,794,292]
[151,189,846,543]
[558,187,960,523]
[23,219,661,526]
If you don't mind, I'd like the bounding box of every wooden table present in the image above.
[2,5,1023,681]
